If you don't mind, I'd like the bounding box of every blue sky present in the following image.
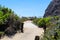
[0,0,52,17]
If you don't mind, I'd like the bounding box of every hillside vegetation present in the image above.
[33,16,60,40]
[0,5,23,38]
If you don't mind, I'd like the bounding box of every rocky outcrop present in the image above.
[44,0,60,17]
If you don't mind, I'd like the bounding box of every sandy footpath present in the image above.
[1,21,44,40]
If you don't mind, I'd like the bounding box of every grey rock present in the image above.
[44,0,60,17]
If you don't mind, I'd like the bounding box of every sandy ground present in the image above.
[1,21,44,40]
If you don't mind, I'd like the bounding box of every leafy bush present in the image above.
[33,17,51,28]
[33,16,60,40]
[33,18,40,25]
[0,32,4,35]
[0,5,22,38]
[53,16,59,20]
[41,23,60,40]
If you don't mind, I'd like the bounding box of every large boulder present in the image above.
[44,0,60,17]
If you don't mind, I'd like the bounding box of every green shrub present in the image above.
[0,32,4,36]
[0,5,21,37]
[53,16,59,20]
[37,17,51,28]
[41,16,60,40]
[33,16,60,40]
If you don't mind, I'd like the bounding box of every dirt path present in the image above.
[1,21,44,40]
